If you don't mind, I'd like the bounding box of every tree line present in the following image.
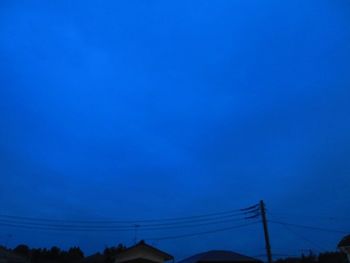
[3,244,348,263]
[6,243,126,263]
[274,251,347,263]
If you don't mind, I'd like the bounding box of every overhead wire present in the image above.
[0,213,248,227]
[269,220,348,234]
[145,221,260,241]
[268,212,350,222]
[276,222,326,252]
[0,206,252,224]
[0,217,251,231]
[0,204,260,232]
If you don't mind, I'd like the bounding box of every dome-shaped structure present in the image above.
[339,235,350,248]
[178,250,262,263]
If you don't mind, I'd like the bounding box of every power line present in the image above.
[0,204,261,232]
[0,217,250,231]
[240,204,260,211]
[0,213,247,227]
[277,223,326,252]
[269,212,350,222]
[145,221,260,241]
[269,220,348,234]
[0,205,255,224]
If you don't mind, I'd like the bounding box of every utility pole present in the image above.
[260,200,273,263]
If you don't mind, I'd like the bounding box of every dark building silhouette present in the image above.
[114,241,174,263]
[178,250,262,263]
[338,235,350,262]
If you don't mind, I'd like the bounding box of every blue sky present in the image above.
[1,0,350,261]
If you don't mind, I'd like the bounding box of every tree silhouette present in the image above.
[13,244,30,258]
[66,246,84,262]
[103,244,126,263]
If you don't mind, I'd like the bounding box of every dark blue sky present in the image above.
[1,0,350,261]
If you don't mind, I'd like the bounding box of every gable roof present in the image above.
[115,241,173,261]
[178,250,262,263]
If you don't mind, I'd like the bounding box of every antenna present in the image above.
[134,224,140,244]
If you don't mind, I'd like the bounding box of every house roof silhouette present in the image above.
[115,240,173,263]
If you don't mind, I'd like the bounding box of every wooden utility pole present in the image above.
[260,200,273,263]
